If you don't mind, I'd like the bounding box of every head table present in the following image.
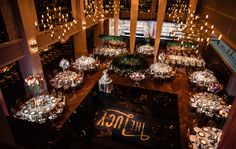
[189,126,222,149]
[16,95,64,123]
[189,92,230,118]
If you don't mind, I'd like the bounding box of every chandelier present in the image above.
[35,6,77,43]
[168,0,222,52]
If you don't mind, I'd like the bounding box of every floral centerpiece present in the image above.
[25,75,43,97]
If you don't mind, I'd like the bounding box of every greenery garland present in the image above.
[112,54,148,75]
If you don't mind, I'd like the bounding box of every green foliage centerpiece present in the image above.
[111,54,148,75]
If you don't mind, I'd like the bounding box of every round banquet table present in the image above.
[189,70,222,92]
[137,44,154,55]
[51,70,83,90]
[16,95,63,123]
[148,63,176,79]
[74,56,96,71]
[189,70,217,85]
[189,92,229,118]
[189,126,222,149]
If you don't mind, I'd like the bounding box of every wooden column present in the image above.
[72,0,88,57]
[98,0,104,34]
[130,0,139,53]
[151,0,157,14]
[114,0,120,36]
[93,0,104,48]
[154,0,167,63]
[17,0,47,91]
[104,18,110,35]
[189,0,198,14]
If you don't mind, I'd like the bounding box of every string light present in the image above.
[168,0,222,51]
[84,0,105,23]
[35,6,77,44]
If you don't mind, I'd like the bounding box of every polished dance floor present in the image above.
[70,84,181,149]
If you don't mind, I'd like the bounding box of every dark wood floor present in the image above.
[59,66,195,149]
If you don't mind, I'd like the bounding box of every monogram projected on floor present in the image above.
[96,109,150,141]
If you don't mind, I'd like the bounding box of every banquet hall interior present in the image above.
[0,0,236,149]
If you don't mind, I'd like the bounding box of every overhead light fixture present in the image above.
[35,6,77,44]
[167,0,222,52]
[84,0,105,23]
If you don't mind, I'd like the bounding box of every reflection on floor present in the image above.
[67,84,181,149]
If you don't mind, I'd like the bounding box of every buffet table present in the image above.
[51,70,83,90]
[189,126,222,149]
[16,95,64,123]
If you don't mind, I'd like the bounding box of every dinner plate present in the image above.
[203,127,209,132]
[190,98,195,102]
[21,105,27,109]
[198,131,205,137]
[52,99,57,103]
[30,111,36,115]
[23,109,29,113]
[199,138,208,145]
[211,127,217,132]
